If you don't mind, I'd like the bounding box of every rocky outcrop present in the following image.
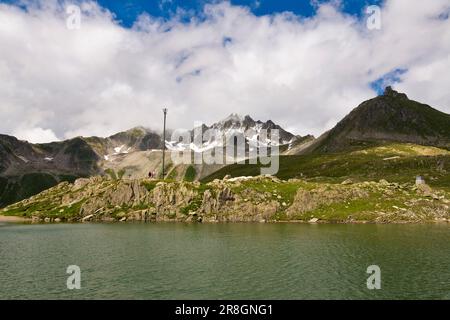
[2,175,449,224]
[286,186,369,216]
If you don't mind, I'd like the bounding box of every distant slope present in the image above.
[202,143,450,190]
[0,135,98,207]
[301,87,450,154]
[282,135,315,155]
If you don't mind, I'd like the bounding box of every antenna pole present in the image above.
[162,108,168,179]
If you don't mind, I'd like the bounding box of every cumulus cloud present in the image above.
[0,0,449,143]
[12,127,59,144]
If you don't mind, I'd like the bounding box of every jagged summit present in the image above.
[383,86,408,99]
[166,113,297,152]
[221,113,244,123]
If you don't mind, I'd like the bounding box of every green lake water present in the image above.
[0,222,449,299]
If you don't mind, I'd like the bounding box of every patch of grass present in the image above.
[105,169,117,180]
[142,180,158,191]
[4,199,55,217]
[63,200,86,217]
[180,200,202,214]
[160,163,173,179]
[132,202,152,210]
[184,165,196,182]
[117,169,126,180]
[167,167,178,180]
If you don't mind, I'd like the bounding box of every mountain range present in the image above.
[1,87,449,207]
[166,113,299,152]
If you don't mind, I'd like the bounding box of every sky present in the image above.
[0,0,449,143]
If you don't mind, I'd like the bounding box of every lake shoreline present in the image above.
[0,215,31,223]
[1,214,449,225]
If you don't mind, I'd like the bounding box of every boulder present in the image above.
[82,214,94,222]
[341,179,353,185]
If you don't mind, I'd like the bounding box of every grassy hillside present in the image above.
[0,173,78,207]
[202,143,450,190]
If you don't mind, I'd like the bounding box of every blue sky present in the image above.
[0,0,384,26]
[96,0,384,27]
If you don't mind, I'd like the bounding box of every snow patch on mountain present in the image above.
[166,114,297,152]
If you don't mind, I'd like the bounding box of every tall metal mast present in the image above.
[162,108,168,179]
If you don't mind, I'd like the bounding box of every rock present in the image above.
[82,214,94,222]
[309,218,319,223]
[218,187,234,201]
[416,183,435,199]
[341,179,353,185]
[54,218,61,223]
[72,178,90,191]
[119,217,127,222]
[44,217,51,223]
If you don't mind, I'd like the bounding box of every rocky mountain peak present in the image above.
[383,86,408,99]
[222,113,242,123]
[243,115,256,127]
[303,88,450,154]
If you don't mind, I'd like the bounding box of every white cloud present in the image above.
[0,0,449,143]
[12,127,59,144]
